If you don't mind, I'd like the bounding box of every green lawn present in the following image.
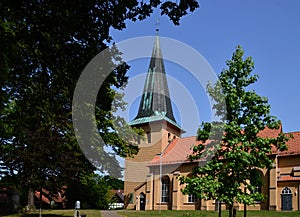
[4,210,300,217]
[3,209,101,217]
[117,210,300,217]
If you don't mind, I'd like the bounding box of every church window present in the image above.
[282,186,292,194]
[250,186,262,194]
[161,176,170,202]
[250,186,262,203]
[129,193,133,204]
[188,194,197,203]
[147,132,151,143]
[168,133,172,142]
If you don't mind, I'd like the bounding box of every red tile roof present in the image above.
[278,131,300,156]
[148,127,300,167]
[35,191,51,204]
[35,188,66,204]
[257,125,282,138]
[0,187,19,198]
[278,175,300,181]
[258,126,282,154]
[147,136,201,166]
[111,189,125,202]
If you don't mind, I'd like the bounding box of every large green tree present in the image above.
[180,46,290,217]
[66,173,113,209]
[66,174,124,209]
[0,0,199,207]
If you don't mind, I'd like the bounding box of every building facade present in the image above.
[124,31,300,211]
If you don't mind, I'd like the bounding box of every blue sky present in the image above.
[110,0,300,136]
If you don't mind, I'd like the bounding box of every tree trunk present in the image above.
[123,194,131,209]
[244,187,247,217]
[228,204,233,217]
[27,188,35,210]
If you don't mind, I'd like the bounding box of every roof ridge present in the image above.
[285,131,300,134]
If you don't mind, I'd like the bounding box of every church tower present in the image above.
[124,29,184,209]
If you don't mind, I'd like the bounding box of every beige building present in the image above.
[124,31,300,211]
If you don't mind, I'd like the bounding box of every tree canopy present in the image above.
[180,46,290,217]
[0,0,199,206]
[66,174,118,209]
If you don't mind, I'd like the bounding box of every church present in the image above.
[123,30,300,212]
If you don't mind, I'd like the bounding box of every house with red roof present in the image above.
[34,186,67,208]
[124,30,300,211]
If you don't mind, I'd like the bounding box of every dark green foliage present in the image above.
[0,0,199,207]
[104,175,124,190]
[66,173,113,209]
[180,46,290,217]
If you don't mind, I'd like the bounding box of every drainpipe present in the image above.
[159,153,162,213]
[152,175,155,210]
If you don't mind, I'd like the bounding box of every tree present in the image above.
[180,46,290,217]
[66,173,113,209]
[0,0,199,207]
[103,175,124,190]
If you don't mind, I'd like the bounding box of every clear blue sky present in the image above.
[110,0,300,136]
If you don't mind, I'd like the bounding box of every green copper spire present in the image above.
[131,30,179,127]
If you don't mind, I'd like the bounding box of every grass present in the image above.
[117,210,300,217]
[4,209,300,217]
[3,209,101,217]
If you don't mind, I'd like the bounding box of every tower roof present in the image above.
[129,31,182,130]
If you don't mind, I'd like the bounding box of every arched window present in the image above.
[186,173,197,203]
[147,132,151,143]
[249,170,264,203]
[168,133,172,143]
[281,187,292,211]
[161,176,170,203]
[282,187,292,194]
[250,186,262,194]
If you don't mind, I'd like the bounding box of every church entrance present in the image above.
[140,193,145,210]
[281,187,292,211]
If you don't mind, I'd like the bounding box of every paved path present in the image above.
[100,210,123,217]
